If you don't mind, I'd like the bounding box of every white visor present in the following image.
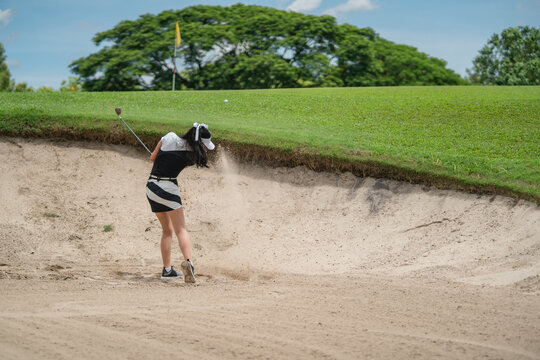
[201,137,215,150]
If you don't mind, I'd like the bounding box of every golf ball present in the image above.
[224,99,228,103]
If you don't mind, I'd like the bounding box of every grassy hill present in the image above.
[1,86,539,201]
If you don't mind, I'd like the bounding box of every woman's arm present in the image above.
[150,140,162,162]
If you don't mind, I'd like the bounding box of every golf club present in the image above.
[115,107,151,154]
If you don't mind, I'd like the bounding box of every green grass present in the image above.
[103,224,114,232]
[1,86,539,200]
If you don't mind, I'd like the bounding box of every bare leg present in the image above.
[155,212,174,268]
[168,208,192,260]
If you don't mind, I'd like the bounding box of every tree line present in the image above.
[1,4,538,92]
[467,26,539,85]
[70,4,465,91]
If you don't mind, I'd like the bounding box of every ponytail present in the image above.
[181,127,208,168]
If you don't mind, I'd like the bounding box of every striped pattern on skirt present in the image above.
[146,178,182,213]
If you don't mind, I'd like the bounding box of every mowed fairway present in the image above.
[1,86,539,200]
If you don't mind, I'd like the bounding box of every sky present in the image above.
[1,0,539,89]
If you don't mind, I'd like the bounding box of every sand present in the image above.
[1,137,539,359]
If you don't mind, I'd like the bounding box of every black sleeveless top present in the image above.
[150,132,194,178]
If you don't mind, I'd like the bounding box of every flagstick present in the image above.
[172,43,177,91]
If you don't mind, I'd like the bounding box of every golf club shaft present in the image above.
[118,115,151,154]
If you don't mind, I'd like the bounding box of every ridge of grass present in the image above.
[1,86,539,203]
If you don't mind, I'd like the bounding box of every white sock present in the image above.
[165,266,172,272]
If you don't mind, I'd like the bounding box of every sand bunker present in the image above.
[2,137,537,285]
[1,137,539,359]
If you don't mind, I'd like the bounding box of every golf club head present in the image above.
[115,107,122,116]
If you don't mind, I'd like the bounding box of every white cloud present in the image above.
[287,0,322,13]
[0,9,13,27]
[324,0,377,17]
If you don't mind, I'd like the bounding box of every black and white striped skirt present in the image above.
[146,178,182,213]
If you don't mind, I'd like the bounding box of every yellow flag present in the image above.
[175,22,181,47]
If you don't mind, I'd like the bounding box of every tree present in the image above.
[36,86,54,92]
[371,40,464,86]
[467,26,540,85]
[60,76,82,91]
[14,82,33,92]
[70,4,464,91]
[1,42,38,92]
[0,43,12,91]
[334,25,379,86]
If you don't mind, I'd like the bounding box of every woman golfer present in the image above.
[146,123,215,283]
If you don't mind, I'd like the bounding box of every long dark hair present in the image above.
[181,126,209,168]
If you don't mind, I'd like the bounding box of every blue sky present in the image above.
[1,0,538,89]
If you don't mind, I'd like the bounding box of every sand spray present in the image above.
[214,149,253,247]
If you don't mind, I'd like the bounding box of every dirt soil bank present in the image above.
[1,137,539,359]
